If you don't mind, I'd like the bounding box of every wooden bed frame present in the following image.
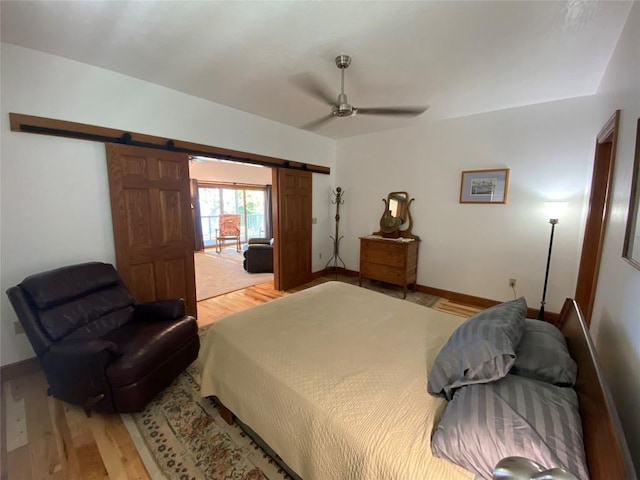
[217,297,637,479]
[556,298,636,479]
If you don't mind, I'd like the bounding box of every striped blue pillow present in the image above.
[428,297,527,400]
[511,319,577,386]
[431,375,588,480]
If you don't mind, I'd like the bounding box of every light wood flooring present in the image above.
[0,275,478,480]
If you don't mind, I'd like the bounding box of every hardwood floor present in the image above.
[0,275,476,480]
[195,275,332,329]
[431,298,483,318]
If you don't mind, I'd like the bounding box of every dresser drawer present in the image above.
[360,240,405,267]
[360,262,404,284]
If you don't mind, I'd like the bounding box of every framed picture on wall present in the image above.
[460,168,510,204]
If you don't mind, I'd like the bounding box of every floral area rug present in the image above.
[121,345,291,480]
[344,276,439,307]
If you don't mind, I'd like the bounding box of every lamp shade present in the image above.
[544,202,568,222]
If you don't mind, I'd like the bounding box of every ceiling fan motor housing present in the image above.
[335,55,351,68]
[332,104,354,117]
[333,92,354,116]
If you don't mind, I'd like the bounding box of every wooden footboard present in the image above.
[557,298,636,480]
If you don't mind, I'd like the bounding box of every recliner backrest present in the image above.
[10,262,136,354]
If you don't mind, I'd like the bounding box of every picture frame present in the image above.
[460,168,510,204]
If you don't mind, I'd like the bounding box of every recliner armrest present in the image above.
[42,338,119,412]
[246,244,273,251]
[45,338,119,366]
[133,299,186,321]
[248,237,272,245]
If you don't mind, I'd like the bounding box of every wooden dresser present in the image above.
[359,236,419,298]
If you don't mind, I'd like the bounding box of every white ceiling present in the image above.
[0,1,633,139]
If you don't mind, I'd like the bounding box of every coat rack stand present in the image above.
[326,187,346,275]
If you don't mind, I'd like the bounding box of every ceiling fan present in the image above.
[297,54,428,130]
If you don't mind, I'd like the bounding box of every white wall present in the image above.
[337,96,603,313]
[189,160,272,185]
[590,2,640,471]
[0,43,336,366]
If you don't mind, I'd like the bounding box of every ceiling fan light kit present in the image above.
[299,54,428,129]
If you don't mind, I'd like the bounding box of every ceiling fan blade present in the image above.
[356,106,429,117]
[300,115,336,130]
[291,73,335,106]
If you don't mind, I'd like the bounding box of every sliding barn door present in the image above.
[273,168,312,290]
[106,144,197,317]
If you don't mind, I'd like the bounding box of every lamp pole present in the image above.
[537,218,558,321]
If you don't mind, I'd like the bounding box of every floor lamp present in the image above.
[537,202,567,321]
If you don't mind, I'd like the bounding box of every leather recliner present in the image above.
[243,237,274,273]
[6,262,200,414]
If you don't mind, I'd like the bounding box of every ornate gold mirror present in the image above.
[374,191,418,239]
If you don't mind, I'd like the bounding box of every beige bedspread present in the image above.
[199,281,473,480]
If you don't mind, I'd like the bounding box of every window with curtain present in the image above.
[197,184,268,247]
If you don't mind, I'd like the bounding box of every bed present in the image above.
[198,281,636,480]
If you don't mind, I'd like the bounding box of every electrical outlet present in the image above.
[509,278,517,288]
[14,321,25,335]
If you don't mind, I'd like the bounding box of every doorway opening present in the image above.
[189,157,274,302]
[575,110,620,326]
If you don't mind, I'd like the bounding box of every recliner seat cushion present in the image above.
[104,317,198,387]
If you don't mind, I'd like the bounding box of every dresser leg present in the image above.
[359,275,363,287]
[403,285,408,299]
